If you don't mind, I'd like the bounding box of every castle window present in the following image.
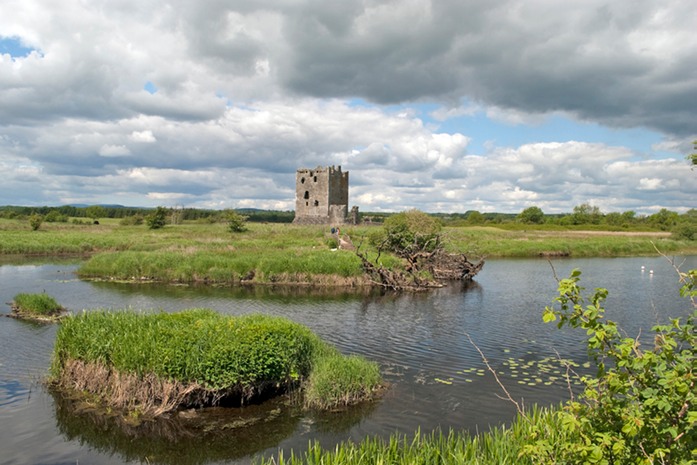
[303,191,309,199]
[300,177,305,184]
[314,200,319,206]
[313,176,317,182]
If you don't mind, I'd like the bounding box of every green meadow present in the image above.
[0,218,694,285]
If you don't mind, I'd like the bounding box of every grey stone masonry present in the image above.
[292,165,358,225]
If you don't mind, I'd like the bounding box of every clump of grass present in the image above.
[304,353,382,409]
[11,292,65,318]
[50,309,382,417]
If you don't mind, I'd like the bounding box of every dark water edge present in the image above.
[1,255,695,465]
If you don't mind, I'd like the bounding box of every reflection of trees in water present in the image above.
[50,386,380,465]
[50,388,302,465]
[89,280,380,303]
[308,399,380,434]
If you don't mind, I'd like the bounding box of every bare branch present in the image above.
[466,333,528,421]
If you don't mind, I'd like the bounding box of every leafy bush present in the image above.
[29,213,43,231]
[146,206,168,229]
[13,293,63,315]
[672,223,697,241]
[371,209,442,255]
[536,269,696,464]
[226,209,248,233]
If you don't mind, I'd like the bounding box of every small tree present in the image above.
[378,209,442,256]
[225,209,248,233]
[570,203,603,225]
[517,206,545,224]
[466,210,485,225]
[146,206,168,230]
[29,213,43,231]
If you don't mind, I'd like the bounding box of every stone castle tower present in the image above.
[293,165,358,225]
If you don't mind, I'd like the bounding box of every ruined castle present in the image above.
[292,165,359,225]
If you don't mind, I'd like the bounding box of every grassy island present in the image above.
[9,292,66,322]
[50,309,382,418]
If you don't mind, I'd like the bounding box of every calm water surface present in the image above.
[1,255,695,465]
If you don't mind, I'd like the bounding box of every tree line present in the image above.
[1,203,695,241]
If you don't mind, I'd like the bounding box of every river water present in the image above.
[1,255,695,465]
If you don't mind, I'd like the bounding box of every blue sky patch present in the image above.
[0,36,37,57]
[144,81,158,94]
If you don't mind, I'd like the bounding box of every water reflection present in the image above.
[0,255,694,465]
[52,390,303,465]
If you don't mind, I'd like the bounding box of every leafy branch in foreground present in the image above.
[534,268,696,465]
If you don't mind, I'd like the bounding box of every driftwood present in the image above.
[356,248,484,291]
[429,250,485,281]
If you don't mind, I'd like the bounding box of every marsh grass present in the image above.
[51,309,383,417]
[2,219,694,284]
[78,249,369,284]
[304,353,382,409]
[261,405,576,465]
[11,292,65,319]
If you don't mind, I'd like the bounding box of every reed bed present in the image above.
[77,249,369,284]
[260,405,575,465]
[51,309,382,416]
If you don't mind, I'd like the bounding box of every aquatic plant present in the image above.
[50,309,382,417]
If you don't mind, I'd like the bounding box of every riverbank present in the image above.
[0,219,694,286]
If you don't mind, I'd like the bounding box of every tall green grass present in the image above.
[304,353,382,409]
[77,249,368,284]
[51,309,382,410]
[259,405,578,465]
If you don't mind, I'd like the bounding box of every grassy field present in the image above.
[0,218,694,284]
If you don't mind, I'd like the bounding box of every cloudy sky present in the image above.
[1,0,695,215]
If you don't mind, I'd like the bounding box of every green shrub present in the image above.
[226,209,248,233]
[146,206,168,229]
[29,213,43,231]
[672,223,697,241]
[536,269,696,464]
[374,209,442,255]
[13,293,63,315]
